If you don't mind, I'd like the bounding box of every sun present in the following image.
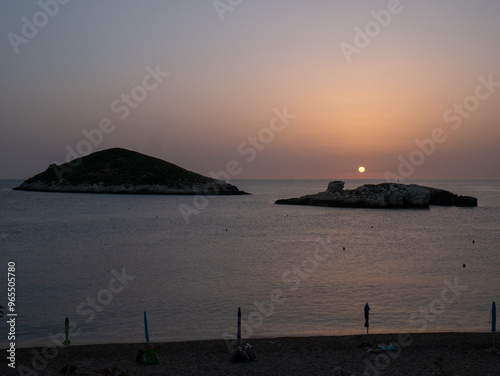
[358,166,366,173]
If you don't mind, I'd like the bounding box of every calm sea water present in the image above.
[0,179,499,348]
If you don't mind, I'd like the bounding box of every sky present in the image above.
[1,0,500,180]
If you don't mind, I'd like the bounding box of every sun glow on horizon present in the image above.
[358,166,366,173]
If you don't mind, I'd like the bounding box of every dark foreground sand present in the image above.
[2,332,499,376]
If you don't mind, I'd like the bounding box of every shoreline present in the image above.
[2,332,498,375]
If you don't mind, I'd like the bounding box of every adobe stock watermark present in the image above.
[7,0,71,55]
[213,0,243,22]
[51,64,169,182]
[222,237,339,352]
[384,74,500,182]
[178,106,296,224]
[16,267,135,376]
[75,267,136,322]
[408,277,467,333]
[362,277,467,376]
[339,0,411,64]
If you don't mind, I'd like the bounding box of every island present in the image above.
[13,148,249,195]
[275,181,477,208]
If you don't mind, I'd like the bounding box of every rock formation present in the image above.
[275,181,477,208]
[14,148,249,195]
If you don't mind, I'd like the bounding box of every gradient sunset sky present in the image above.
[1,1,499,180]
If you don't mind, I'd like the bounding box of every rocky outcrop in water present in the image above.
[275,181,477,208]
[14,148,249,195]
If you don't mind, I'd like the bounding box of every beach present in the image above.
[2,332,499,375]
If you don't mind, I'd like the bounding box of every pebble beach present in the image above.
[2,332,499,376]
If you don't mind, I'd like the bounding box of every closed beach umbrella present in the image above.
[63,317,70,369]
[141,311,160,364]
[64,317,70,346]
[364,303,370,341]
[144,311,150,346]
[492,302,497,333]
[364,303,370,328]
[237,307,241,346]
[492,301,496,349]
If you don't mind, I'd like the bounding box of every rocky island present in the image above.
[13,148,249,195]
[275,181,477,208]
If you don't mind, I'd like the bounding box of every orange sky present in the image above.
[1,1,499,179]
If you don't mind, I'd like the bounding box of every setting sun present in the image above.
[358,166,366,173]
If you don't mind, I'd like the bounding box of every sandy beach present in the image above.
[2,332,499,376]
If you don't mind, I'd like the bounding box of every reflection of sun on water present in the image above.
[358,166,365,173]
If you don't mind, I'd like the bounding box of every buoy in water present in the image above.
[463,263,466,268]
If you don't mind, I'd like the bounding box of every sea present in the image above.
[0,179,499,348]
